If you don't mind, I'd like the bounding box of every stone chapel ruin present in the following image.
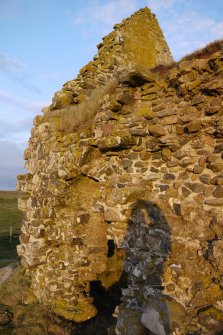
[17,7,223,335]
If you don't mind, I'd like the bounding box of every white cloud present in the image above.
[211,22,223,39]
[0,90,48,113]
[73,0,139,34]
[0,118,33,140]
[0,53,25,72]
[0,139,26,190]
[72,0,223,60]
[0,53,41,93]
[147,0,177,12]
[160,10,223,59]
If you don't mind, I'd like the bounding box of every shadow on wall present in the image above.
[71,200,171,335]
[116,200,171,335]
[71,274,127,335]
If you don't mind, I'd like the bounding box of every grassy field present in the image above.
[0,191,23,268]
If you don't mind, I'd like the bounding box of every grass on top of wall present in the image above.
[151,39,223,76]
[180,39,223,62]
[45,78,118,135]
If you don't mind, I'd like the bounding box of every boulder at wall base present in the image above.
[141,308,166,335]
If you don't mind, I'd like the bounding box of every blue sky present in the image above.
[0,0,223,190]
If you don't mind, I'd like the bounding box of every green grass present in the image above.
[0,191,23,268]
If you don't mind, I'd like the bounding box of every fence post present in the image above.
[9,226,13,243]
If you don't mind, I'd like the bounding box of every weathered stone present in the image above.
[199,174,211,184]
[212,240,223,272]
[116,306,148,335]
[166,188,178,197]
[159,184,169,192]
[207,154,218,163]
[118,67,156,87]
[178,60,191,72]
[191,58,208,71]
[210,97,222,106]
[206,106,221,114]
[186,121,202,133]
[141,83,157,94]
[19,233,30,244]
[50,90,73,110]
[213,186,223,197]
[157,109,177,118]
[108,95,123,113]
[148,125,166,137]
[214,143,223,153]
[176,125,184,135]
[186,183,204,193]
[145,137,161,151]
[161,115,178,125]
[121,159,133,169]
[120,8,173,69]
[181,71,198,83]
[179,114,194,124]
[118,92,134,105]
[166,160,178,167]
[139,152,151,161]
[142,93,157,101]
[19,238,49,267]
[217,177,223,185]
[190,95,204,106]
[205,198,223,206]
[47,324,70,335]
[97,132,133,151]
[161,148,172,161]
[180,157,196,167]
[137,106,156,119]
[210,176,219,185]
[163,173,176,180]
[129,128,148,136]
[141,308,166,335]
[181,187,191,197]
[193,165,204,174]
[208,162,223,172]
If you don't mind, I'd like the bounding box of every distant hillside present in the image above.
[0,190,22,267]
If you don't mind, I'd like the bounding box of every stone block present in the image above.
[137,106,156,119]
[148,125,166,137]
[186,121,202,133]
[213,186,223,197]
[97,132,133,151]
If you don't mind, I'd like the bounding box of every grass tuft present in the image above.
[150,39,223,77]
[180,39,223,62]
[46,78,118,134]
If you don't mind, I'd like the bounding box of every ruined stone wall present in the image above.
[46,7,172,114]
[17,7,223,335]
